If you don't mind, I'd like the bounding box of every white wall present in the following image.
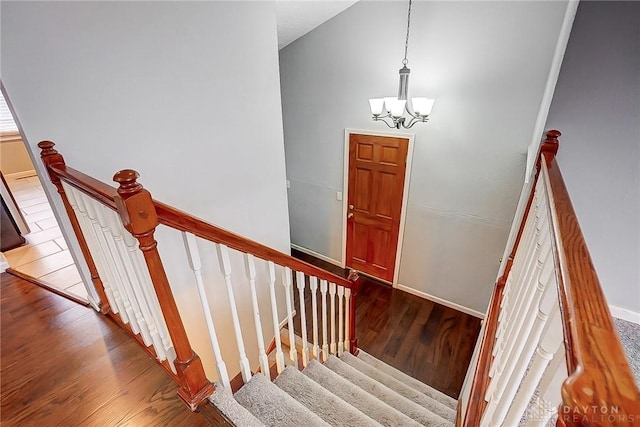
[280,0,568,314]
[545,1,640,316]
[1,1,291,380]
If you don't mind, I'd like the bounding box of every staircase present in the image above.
[211,349,457,427]
[37,132,640,427]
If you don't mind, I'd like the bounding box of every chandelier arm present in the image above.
[402,116,429,129]
[374,116,399,129]
[402,116,418,129]
[404,103,420,119]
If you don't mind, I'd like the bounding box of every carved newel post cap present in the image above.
[38,140,58,156]
[113,169,143,195]
[544,129,562,143]
[541,129,561,159]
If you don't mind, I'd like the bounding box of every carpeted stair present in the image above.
[211,349,458,426]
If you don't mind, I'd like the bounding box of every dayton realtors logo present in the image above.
[529,400,637,424]
[560,405,637,424]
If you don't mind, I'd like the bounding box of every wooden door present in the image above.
[346,133,409,282]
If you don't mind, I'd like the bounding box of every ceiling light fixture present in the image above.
[369,0,434,129]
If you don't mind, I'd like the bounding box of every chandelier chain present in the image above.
[402,0,412,66]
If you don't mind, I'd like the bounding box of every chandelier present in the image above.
[369,0,434,129]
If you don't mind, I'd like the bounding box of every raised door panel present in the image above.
[354,168,373,213]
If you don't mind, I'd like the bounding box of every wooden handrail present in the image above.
[154,201,355,289]
[460,153,541,426]
[43,150,354,290]
[541,148,640,425]
[47,164,118,210]
[461,130,640,426]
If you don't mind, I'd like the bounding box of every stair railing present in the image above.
[38,141,362,411]
[459,131,640,426]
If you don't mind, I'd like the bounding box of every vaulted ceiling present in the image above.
[276,1,359,49]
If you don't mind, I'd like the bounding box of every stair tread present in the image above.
[324,355,453,427]
[303,359,422,427]
[209,383,265,427]
[274,366,383,427]
[343,352,457,422]
[234,373,330,427]
[356,350,458,410]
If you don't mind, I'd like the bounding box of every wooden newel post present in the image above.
[38,140,111,313]
[347,270,362,354]
[539,129,561,167]
[113,169,214,410]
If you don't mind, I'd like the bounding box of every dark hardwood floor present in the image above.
[0,272,210,427]
[292,249,482,399]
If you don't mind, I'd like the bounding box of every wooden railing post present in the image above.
[539,129,561,166]
[112,169,214,410]
[38,141,110,313]
[347,270,362,353]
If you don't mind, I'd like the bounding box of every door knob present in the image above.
[349,204,354,210]
[348,212,354,219]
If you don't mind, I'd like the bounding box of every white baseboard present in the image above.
[0,253,10,273]
[4,170,37,180]
[395,283,486,319]
[291,244,344,268]
[609,304,640,325]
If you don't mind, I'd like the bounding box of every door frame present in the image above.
[341,128,415,285]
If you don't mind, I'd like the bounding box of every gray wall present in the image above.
[1,1,291,379]
[546,1,640,314]
[280,0,568,314]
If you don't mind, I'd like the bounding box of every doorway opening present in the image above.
[0,90,88,304]
[342,129,414,284]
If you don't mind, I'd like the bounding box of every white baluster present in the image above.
[337,286,344,356]
[295,271,310,367]
[483,253,553,425]
[309,276,320,360]
[344,288,351,353]
[503,306,563,426]
[117,215,173,362]
[486,232,551,400]
[525,345,566,427]
[63,183,119,316]
[97,201,160,348]
[489,204,549,385]
[218,244,251,383]
[267,261,285,374]
[329,282,337,355]
[491,195,540,366]
[282,267,298,366]
[86,196,141,333]
[183,232,230,389]
[244,254,270,378]
[484,187,546,424]
[320,279,329,362]
[75,187,130,323]
[488,255,555,426]
[90,199,148,341]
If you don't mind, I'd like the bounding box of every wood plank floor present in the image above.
[0,272,210,426]
[292,249,482,399]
